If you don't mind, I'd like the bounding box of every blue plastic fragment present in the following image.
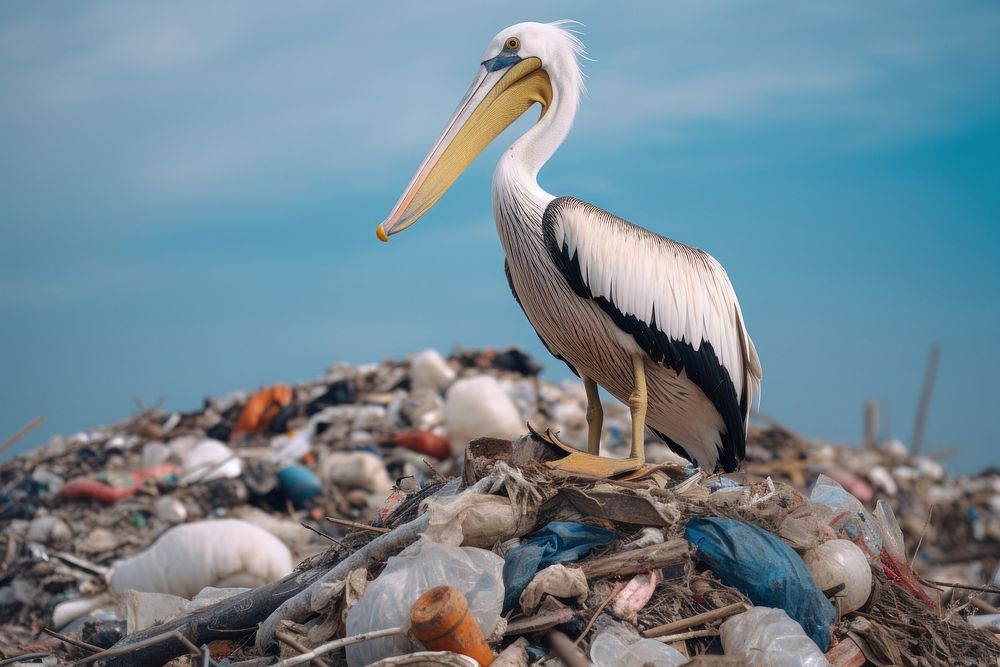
[502,521,614,613]
[684,516,836,651]
[277,464,323,508]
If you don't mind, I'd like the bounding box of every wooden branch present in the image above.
[580,538,689,579]
[643,602,748,638]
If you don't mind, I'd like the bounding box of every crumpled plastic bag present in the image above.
[590,621,687,667]
[721,607,832,666]
[422,492,523,548]
[502,521,614,613]
[685,517,835,651]
[345,539,504,667]
[519,564,588,613]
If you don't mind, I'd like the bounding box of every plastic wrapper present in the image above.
[810,475,884,559]
[345,539,504,667]
[590,621,686,667]
[502,521,614,613]
[720,607,832,667]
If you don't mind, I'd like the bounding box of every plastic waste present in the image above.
[611,570,660,621]
[410,585,494,665]
[685,517,835,651]
[519,564,588,613]
[57,464,178,504]
[271,428,312,463]
[423,492,522,548]
[802,539,872,614]
[444,376,524,454]
[390,430,452,460]
[277,464,323,508]
[26,514,72,544]
[154,496,188,523]
[125,586,250,633]
[321,450,393,494]
[345,539,504,667]
[410,349,456,391]
[52,593,115,630]
[502,521,614,613]
[180,439,241,485]
[590,621,686,667]
[109,519,292,597]
[232,383,293,438]
[809,475,883,559]
[720,607,832,667]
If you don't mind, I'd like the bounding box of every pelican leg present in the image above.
[628,354,647,463]
[583,375,603,455]
[545,362,645,478]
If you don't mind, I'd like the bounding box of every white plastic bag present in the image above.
[590,621,686,667]
[345,539,504,667]
[179,439,241,485]
[444,376,523,454]
[721,607,832,667]
[110,519,292,598]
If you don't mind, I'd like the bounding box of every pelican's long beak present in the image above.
[376,56,551,241]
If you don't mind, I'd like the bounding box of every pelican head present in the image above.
[376,21,584,241]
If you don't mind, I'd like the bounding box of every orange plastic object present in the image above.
[57,464,180,504]
[409,585,493,666]
[232,384,293,438]
[391,430,451,460]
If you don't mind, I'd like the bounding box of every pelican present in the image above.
[376,21,762,476]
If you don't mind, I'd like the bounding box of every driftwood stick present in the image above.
[0,415,44,457]
[41,628,102,654]
[275,629,333,667]
[644,602,748,638]
[651,628,720,643]
[324,516,390,534]
[273,627,404,667]
[547,630,592,667]
[580,538,689,579]
[574,582,623,645]
[912,344,941,455]
[71,629,200,666]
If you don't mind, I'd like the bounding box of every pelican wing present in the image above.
[542,196,762,469]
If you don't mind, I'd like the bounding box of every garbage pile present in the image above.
[1,347,998,666]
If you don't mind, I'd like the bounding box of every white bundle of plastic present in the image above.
[444,375,523,454]
[110,519,292,598]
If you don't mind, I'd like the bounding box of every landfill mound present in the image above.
[1,347,998,666]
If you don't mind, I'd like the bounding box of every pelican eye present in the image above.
[505,37,520,51]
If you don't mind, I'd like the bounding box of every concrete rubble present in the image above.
[0,347,997,666]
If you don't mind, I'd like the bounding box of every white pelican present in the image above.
[376,21,762,476]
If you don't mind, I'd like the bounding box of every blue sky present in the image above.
[1,2,998,472]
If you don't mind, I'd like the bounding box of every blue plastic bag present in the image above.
[685,517,835,651]
[502,521,614,612]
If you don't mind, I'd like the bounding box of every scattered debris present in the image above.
[0,346,997,665]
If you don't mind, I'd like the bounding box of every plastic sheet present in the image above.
[685,517,835,651]
[720,606,832,667]
[345,539,504,667]
[501,521,614,613]
[590,621,686,667]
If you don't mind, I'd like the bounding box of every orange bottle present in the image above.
[409,585,494,666]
